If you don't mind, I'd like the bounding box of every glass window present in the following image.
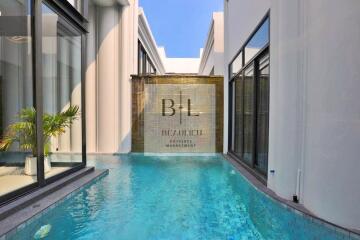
[245,18,269,64]
[231,51,243,77]
[233,74,243,157]
[146,57,151,74]
[138,46,143,74]
[230,54,269,177]
[0,0,37,198]
[151,64,156,74]
[255,54,270,174]
[42,3,83,179]
[138,43,148,75]
[229,16,270,178]
[138,42,157,75]
[229,81,235,150]
[66,0,83,13]
[142,51,147,74]
[243,65,255,165]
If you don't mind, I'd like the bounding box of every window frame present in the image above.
[41,0,87,185]
[229,12,270,79]
[0,0,88,206]
[228,12,270,183]
[138,41,157,75]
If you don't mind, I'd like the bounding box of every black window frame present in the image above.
[228,12,270,183]
[229,12,270,78]
[0,0,88,206]
[138,40,157,75]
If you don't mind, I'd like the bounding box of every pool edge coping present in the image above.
[0,169,109,238]
[223,154,360,239]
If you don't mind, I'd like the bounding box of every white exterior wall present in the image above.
[157,47,200,74]
[270,0,360,230]
[138,9,166,74]
[225,0,360,230]
[163,58,200,74]
[198,12,224,76]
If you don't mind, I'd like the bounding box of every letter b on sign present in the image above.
[162,99,175,116]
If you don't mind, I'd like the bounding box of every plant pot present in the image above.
[44,157,51,173]
[24,156,52,176]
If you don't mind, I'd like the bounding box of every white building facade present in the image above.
[198,12,224,76]
[224,0,360,231]
[85,0,165,154]
[158,47,201,74]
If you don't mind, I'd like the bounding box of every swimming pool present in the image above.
[6,154,356,239]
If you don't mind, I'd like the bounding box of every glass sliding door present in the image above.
[0,0,87,205]
[228,15,269,179]
[231,64,257,167]
[255,54,270,174]
[229,57,269,177]
[42,3,83,180]
[229,55,269,178]
[243,65,255,165]
[233,74,243,158]
[0,0,38,199]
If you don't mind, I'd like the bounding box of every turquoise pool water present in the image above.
[6,154,355,239]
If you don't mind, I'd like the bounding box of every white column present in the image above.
[118,0,138,153]
[96,6,120,153]
[85,2,98,153]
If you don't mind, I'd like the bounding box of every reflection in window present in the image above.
[245,18,269,64]
[255,54,270,174]
[243,65,254,165]
[230,81,235,149]
[42,3,82,179]
[231,51,243,77]
[0,0,37,198]
[233,74,243,157]
[66,0,83,13]
[229,15,270,178]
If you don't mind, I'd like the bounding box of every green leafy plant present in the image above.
[0,105,79,157]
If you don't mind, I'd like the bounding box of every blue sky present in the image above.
[139,0,223,58]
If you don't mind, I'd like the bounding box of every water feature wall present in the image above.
[131,75,223,153]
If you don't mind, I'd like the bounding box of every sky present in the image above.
[139,0,223,58]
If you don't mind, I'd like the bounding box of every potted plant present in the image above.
[0,105,79,175]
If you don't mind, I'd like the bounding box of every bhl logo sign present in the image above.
[162,91,199,124]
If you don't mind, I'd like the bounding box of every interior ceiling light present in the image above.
[6,36,30,43]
